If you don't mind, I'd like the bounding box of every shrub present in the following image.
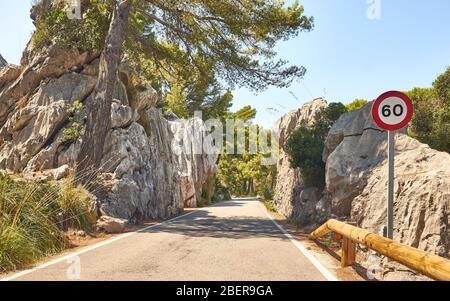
[262,199,277,212]
[285,103,347,188]
[346,99,368,112]
[60,100,84,144]
[433,67,450,103]
[407,67,450,153]
[261,186,273,201]
[0,173,96,272]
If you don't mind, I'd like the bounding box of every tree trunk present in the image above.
[249,178,254,195]
[76,0,132,182]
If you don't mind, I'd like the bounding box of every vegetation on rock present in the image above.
[60,100,84,144]
[284,103,347,188]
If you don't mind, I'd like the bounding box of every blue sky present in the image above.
[1,1,449,128]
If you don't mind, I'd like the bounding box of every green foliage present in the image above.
[285,103,347,188]
[201,91,234,121]
[67,99,83,114]
[126,0,314,92]
[407,88,438,146]
[346,99,368,112]
[58,178,97,230]
[34,0,111,50]
[60,100,84,144]
[218,152,277,197]
[217,105,277,197]
[62,122,83,143]
[433,67,450,102]
[0,173,95,272]
[33,0,313,122]
[262,199,277,212]
[232,106,257,122]
[212,179,232,203]
[285,126,326,187]
[261,187,274,201]
[312,102,348,140]
[164,84,189,118]
[432,107,450,152]
[407,67,450,153]
[129,0,312,117]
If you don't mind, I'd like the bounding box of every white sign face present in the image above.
[377,96,408,125]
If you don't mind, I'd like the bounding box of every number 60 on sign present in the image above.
[371,91,414,131]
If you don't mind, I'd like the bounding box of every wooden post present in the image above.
[341,237,356,267]
[310,219,450,280]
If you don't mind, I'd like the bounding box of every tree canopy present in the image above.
[127,0,313,91]
[209,103,277,198]
[346,99,368,112]
[34,0,313,116]
[407,67,450,153]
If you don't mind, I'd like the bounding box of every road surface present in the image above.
[3,199,334,281]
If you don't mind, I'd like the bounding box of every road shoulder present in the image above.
[259,201,365,281]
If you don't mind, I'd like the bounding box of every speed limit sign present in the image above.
[371,91,414,131]
[371,90,414,240]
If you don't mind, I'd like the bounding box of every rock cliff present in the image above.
[324,103,449,258]
[275,99,449,278]
[272,98,328,224]
[0,41,216,222]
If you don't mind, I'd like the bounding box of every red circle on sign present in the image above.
[371,91,414,131]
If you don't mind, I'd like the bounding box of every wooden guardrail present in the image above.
[310,219,450,281]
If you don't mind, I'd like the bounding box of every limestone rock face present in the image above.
[272,98,328,223]
[322,103,402,217]
[0,43,216,223]
[324,103,450,258]
[170,118,217,207]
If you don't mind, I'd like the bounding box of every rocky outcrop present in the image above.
[272,98,328,224]
[0,54,6,68]
[0,41,216,223]
[323,103,450,258]
[170,118,217,207]
[275,99,449,278]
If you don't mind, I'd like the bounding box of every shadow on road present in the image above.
[141,208,288,240]
[208,200,256,208]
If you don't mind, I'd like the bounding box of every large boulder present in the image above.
[323,102,450,258]
[272,98,328,223]
[322,103,404,217]
[96,216,127,234]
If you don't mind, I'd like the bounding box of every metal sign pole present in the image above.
[387,130,395,239]
[373,91,413,240]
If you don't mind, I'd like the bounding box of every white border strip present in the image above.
[259,202,339,281]
[1,210,198,281]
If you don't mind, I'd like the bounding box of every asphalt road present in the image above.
[3,199,332,281]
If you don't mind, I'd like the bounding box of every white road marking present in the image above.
[0,210,199,281]
[258,202,339,281]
